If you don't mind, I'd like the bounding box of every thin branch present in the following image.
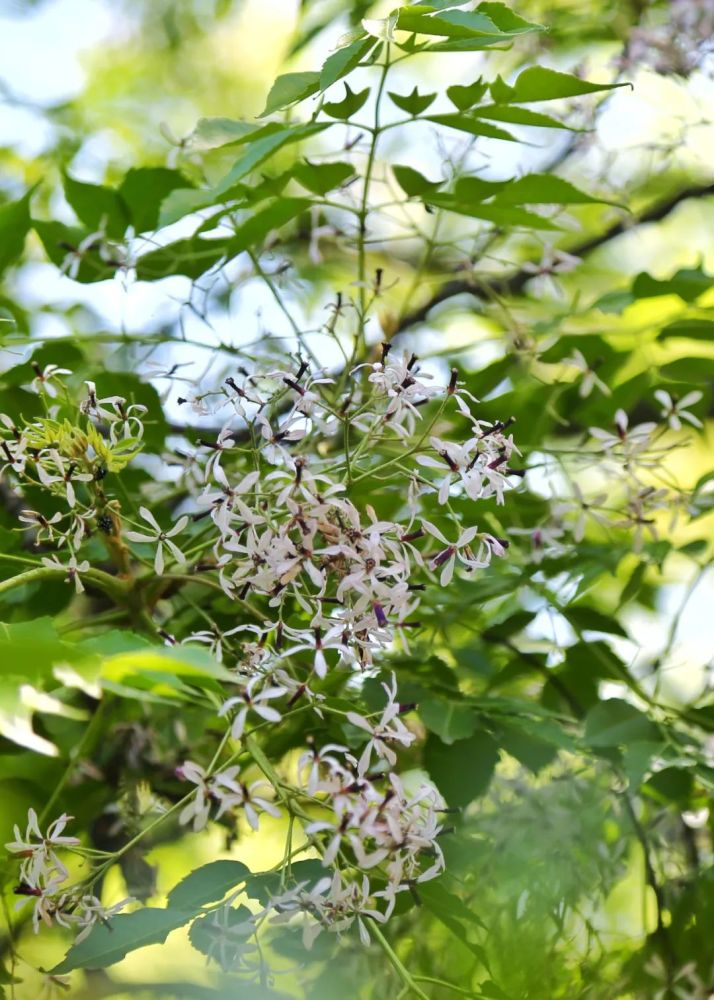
[396,181,714,334]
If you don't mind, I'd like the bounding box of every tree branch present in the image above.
[395,181,714,334]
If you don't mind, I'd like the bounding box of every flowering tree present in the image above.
[0,2,712,998]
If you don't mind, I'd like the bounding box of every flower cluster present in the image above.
[518,394,703,561]
[626,0,714,77]
[1,341,705,965]
[6,808,133,937]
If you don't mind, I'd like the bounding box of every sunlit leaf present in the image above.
[167,860,251,910]
[62,173,129,240]
[320,37,375,91]
[258,71,320,118]
[118,167,194,233]
[490,66,628,103]
[322,83,370,119]
[388,87,436,115]
[292,160,355,195]
[52,908,196,973]
[392,164,444,197]
[0,189,34,276]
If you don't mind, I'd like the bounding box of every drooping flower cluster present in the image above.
[2,343,702,966]
[6,809,133,937]
[517,395,703,561]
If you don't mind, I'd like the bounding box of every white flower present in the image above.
[14,874,68,933]
[346,674,415,775]
[298,742,350,796]
[566,350,611,397]
[176,760,213,831]
[552,483,609,542]
[41,554,91,594]
[125,506,189,574]
[654,389,702,430]
[421,520,484,585]
[214,775,282,831]
[18,509,63,545]
[218,678,287,740]
[36,450,93,508]
[522,246,581,298]
[74,895,136,944]
[6,809,80,886]
[200,424,236,481]
[589,408,656,456]
[509,523,565,564]
[196,467,261,536]
[31,364,72,397]
[255,413,305,466]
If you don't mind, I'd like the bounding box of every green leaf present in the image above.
[425,113,518,142]
[492,173,621,207]
[322,83,370,119]
[498,720,559,773]
[659,357,714,383]
[32,220,118,283]
[189,904,254,965]
[258,71,320,118]
[292,160,355,195]
[228,197,311,252]
[424,729,499,806]
[157,188,221,228]
[658,319,714,341]
[392,165,444,198]
[446,78,488,110]
[482,612,535,641]
[453,176,511,201]
[476,2,543,33]
[388,87,436,115]
[137,198,310,280]
[320,37,375,91]
[118,167,194,233]
[473,104,575,129]
[397,8,504,40]
[491,66,628,103]
[418,880,486,930]
[584,699,660,748]
[245,860,325,906]
[420,5,542,50]
[189,117,260,150]
[631,265,713,302]
[62,173,129,240]
[562,606,628,637]
[420,700,477,744]
[135,233,230,281]
[167,860,251,911]
[0,189,34,276]
[619,561,647,608]
[418,881,490,965]
[101,645,238,685]
[644,766,694,804]
[425,194,560,230]
[214,123,327,195]
[157,168,291,228]
[0,619,97,755]
[52,908,195,973]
